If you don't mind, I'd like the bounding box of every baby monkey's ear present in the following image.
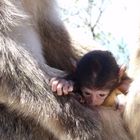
[119,65,127,79]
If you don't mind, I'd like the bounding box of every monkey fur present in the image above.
[0,0,101,140]
[0,0,138,140]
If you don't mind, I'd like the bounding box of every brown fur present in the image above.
[0,0,139,140]
[102,89,122,107]
[22,0,78,72]
[99,107,131,140]
[0,0,102,139]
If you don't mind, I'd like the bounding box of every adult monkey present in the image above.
[0,0,102,140]
[124,46,140,140]
[9,0,78,73]
[0,0,136,140]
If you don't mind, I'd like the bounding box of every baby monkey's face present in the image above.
[81,87,110,106]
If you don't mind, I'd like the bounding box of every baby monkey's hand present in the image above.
[49,77,74,96]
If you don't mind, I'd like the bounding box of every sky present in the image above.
[57,0,140,62]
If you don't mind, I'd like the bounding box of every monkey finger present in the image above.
[50,78,60,92]
[49,77,58,86]
[68,81,74,92]
[63,80,74,95]
[63,82,70,95]
[56,82,65,96]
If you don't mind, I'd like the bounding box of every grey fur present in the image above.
[0,0,135,140]
[0,0,102,139]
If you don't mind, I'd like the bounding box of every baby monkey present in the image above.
[50,50,131,109]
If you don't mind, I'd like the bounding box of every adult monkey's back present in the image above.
[0,0,102,140]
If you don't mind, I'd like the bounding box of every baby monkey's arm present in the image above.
[50,77,74,96]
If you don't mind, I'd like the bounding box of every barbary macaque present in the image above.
[0,0,102,140]
[50,50,131,109]
[69,50,120,107]
[123,47,140,140]
[0,0,138,140]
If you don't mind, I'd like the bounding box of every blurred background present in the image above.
[57,0,140,66]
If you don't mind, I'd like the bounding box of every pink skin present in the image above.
[50,65,129,107]
[81,88,110,106]
[50,77,110,106]
[50,78,74,96]
[50,77,127,111]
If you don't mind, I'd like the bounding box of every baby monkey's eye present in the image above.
[83,92,91,96]
[99,94,106,97]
